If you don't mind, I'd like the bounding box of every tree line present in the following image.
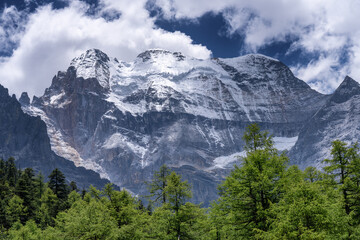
[1,123,360,239]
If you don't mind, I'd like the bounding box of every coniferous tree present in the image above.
[69,181,78,192]
[15,168,36,222]
[5,195,25,226]
[165,171,192,239]
[347,153,360,222]
[323,140,358,214]
[304,166,323,183]
[0,159,5,182]
[48,168,69,202]
[81,188,87,199]
[148,164,171,205]
[165,172,192,214]
[34,172,45,206]
[48,168,69,214]
[5,157,18,187]
[8,220,43,239]
[36,187,58,228]
[259,165,346,239]
[214,123,288,238]
[242,123,273,152]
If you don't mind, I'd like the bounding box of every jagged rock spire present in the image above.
[19,92,30,106]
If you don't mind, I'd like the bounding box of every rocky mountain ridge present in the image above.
[0,84,111,189]
[18,48,360,204]
[289,76,360,167]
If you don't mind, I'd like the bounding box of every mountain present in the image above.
[290,76,360,168]
[20,49,358,204]
[0,84,110,189]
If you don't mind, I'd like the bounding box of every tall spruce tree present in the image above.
[214,123,288,238]
[15,168,36,222]
[34,172,45,205]
[347,148,360,222]
[165,171,192,239]
[48,168,69,214]
[48,168,69,202]
[323,140,358,214]
[148,164,171,205]
[5,157,18,187]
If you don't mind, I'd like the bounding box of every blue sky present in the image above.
[0,0,359,97]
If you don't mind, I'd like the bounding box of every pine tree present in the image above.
[69,181,78,192]
[304,166,322,183]
[165,171,192,239]
[8,220,43,239]
[5,195,25,226]
[5,157,18,187]
[165,172,192,214]
[15,168,36,222]
[55,197,119,239]
[36,187,58,228]
[214,123,288,238]
[258,166,347,239]
[148,164,171,205]
[34,172,45,205]
[323,140,358,214]
[48,168,69,201]
[48,168,69,214]
[242,123,273,152]
[0,159,5,183]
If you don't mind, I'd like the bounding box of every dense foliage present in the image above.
[1,123,360,239]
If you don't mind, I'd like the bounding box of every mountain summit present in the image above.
[20,49,360,204]
[70,49,111,89]
[330,76,360,103]
[290,76,360,168]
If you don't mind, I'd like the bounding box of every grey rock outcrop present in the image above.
[290,76,360,169]
[19,92,30,106]
[0,84,111,189]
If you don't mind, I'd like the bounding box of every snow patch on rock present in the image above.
[212,151,246,169]
[70,49,110,89]
[22,105,110,180]
[211,136,298,169]
[273,136,299,151]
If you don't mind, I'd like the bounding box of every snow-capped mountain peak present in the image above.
[70,48,111,89]
[136,49,186,62]
[218,53,303,86]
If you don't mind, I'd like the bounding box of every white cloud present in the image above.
[291,55,348,93]
[153,0,360,93]
[0,5,27,55]
[0,0,211,97]
[1,0,360,96]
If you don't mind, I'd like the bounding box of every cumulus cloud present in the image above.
[0,0,211,97]
[291,55,348,93]
[0,5,27,56]
[1,0,359,96]
[152,0,360,93]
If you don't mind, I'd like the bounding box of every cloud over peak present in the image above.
[152,0,360,93]
[0,0,211,97]
[0,0,359,96]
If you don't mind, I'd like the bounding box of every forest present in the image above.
[1,123,360,239]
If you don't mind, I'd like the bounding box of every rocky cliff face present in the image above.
[0,84,110,189]
[290,76,360,168]
[21,49,358,205]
